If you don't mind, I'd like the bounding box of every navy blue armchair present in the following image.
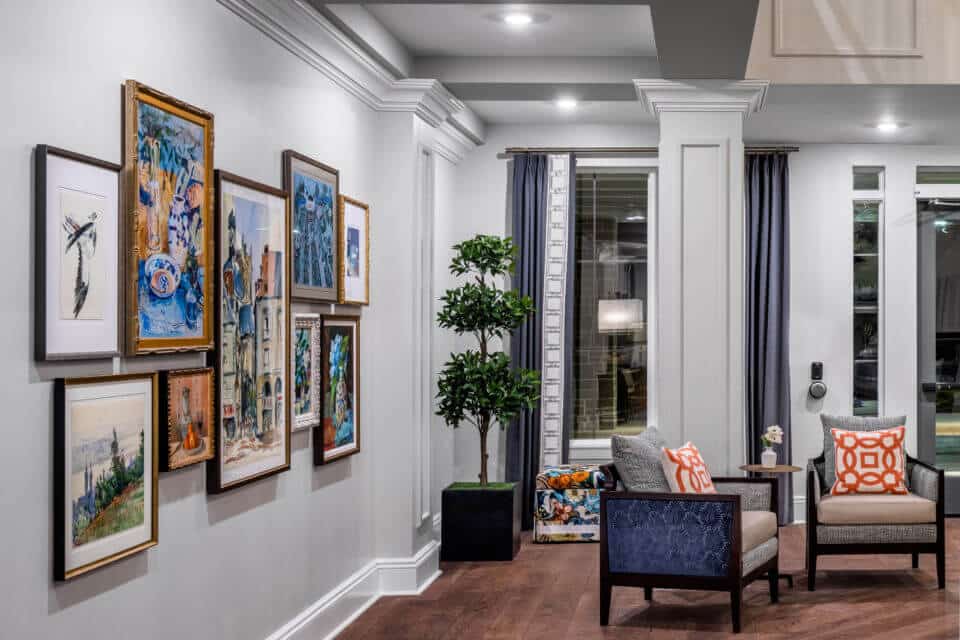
[599,465,779,633]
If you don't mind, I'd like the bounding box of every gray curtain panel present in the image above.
[507,153,548,531]
[745,152,793,525]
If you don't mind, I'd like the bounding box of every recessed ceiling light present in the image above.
[504,12,532,27]
[876,120,899,132]
[555,97,578,111]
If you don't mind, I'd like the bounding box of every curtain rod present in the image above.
[501,145,799,155]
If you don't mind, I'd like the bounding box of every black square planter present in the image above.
[441,482,520,562]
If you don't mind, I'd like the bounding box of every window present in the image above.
[853,167,883,416]
[571,169,651,439]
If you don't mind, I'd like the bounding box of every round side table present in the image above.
[738,464,803,587]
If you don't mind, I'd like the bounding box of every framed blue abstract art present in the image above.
[283,150,339,302]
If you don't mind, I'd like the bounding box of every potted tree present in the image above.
[436,234,540,561]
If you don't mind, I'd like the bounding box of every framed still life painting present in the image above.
[35,145,121,361]
[159,367,215,471]
[338,195,370,305]
[209,170,290,493]
[282,150,339,302]
[293,313,321,431]
[124,80,214,355]
[54,373,158,580]
[315,315,360,465]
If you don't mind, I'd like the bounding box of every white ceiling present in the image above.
[365,3,657,57]
[468,100,652,126]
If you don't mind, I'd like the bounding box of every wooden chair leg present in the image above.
[937,546,946,590]
[730,589,742,634]
[768,568,780,603]
[643,586,653,601]
[600,579,612,625]
[807,549,817,592]
[912,552,919,569]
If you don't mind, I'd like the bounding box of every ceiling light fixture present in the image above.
[876,120,899,133]
[503,12,533,27]
[555,97,578,111]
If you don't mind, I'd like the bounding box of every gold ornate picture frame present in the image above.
[337,195,370,306]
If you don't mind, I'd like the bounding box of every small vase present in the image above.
[761,447,777,468]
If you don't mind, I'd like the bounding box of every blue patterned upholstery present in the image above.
[605,497,734,577]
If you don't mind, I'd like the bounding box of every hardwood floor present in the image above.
[338,521,960,639]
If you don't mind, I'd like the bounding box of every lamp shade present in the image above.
[598,299,643,333]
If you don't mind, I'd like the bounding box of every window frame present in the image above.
[852,166,885,417]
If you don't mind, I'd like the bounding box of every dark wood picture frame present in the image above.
[35,145,122,361]
[123,80,215,355]
[282,149,339,302]
[208,170,291,493]
[337,194,370,306]
[54,372,159,581]
[314,314,361,465]
[159,367,216,471]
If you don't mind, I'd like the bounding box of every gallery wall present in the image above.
[0,1,458,638]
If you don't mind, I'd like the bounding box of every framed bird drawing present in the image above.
[35,145,122,360]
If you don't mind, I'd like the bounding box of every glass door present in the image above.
[917,198,960,514]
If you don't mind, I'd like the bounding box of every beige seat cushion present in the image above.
[817,493,935,525]
[741,510,777,552]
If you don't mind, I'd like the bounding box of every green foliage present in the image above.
[436,234,540,486]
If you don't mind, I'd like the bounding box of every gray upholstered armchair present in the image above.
[599,464,780,633]
[806,414,945,590]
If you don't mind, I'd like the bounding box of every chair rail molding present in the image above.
[217,0,485,151]
[633,79,769,117]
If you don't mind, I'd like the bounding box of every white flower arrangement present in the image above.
[761,424,784,449]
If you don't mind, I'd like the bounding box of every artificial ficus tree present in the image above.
[436,235,540,487]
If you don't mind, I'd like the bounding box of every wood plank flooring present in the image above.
[338,521,960,639]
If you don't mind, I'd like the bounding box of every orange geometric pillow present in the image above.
[660,442,717,494]
[830,426,908,495]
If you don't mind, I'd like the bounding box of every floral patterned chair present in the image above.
[599,464,780,633]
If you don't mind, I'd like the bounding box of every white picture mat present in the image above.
[341,200,367,303]
[324,318,358,457]
[218,179,288,485]
[45,154,119,356]
[63,378,153,573]
[292,312,320,431]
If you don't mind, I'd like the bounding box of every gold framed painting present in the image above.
[123,80,215,355]
[337,195,370,306]
[54,373,158,580]
[209,170,291,493]
[159,367,215,471]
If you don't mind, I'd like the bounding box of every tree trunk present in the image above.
[478,422,489,486]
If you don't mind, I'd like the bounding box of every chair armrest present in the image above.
[712,478,776,513]
[908,455,943,504]
[602,492,740,579]
[806,461,820,527]
[599,463,620,491]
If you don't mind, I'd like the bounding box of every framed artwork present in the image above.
[124,80,214,355]
[293,313,321,431]
[210,170,290,492]
[315,315,360,465]
[282,150,339,302]
[54,373,158,580]
[159,367,215,471]
[338,195,370,305]
[35,145,122,361]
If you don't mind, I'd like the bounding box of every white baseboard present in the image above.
[267,539,441,640]
[791,497,806,524]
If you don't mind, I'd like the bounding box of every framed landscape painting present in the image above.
[124,80,214,355]
[338,195,370,306]
[159,367,215,471]
[54,373,158,580]
[283,150,338,302]
[35,145,121,360]
[315,315,360,465]
[293,313,321,431]
[210,171,290,492]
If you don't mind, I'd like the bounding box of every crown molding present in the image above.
[633,79,769,117]
[217,0,484,147]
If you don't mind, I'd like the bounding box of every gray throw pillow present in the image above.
[820,413,908,491]
[612,427,669,492]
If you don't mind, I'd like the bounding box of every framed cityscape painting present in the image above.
[210,170,290,493]
[338,195,370,306]
[282,150,338,302]
[159,367,215,471]
[293,313,321,431]
[124,80,214,355]
[54,373,158,580]
[35,145,121,361]
[315,315,360,465]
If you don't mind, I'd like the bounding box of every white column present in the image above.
[634,80,768,474]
